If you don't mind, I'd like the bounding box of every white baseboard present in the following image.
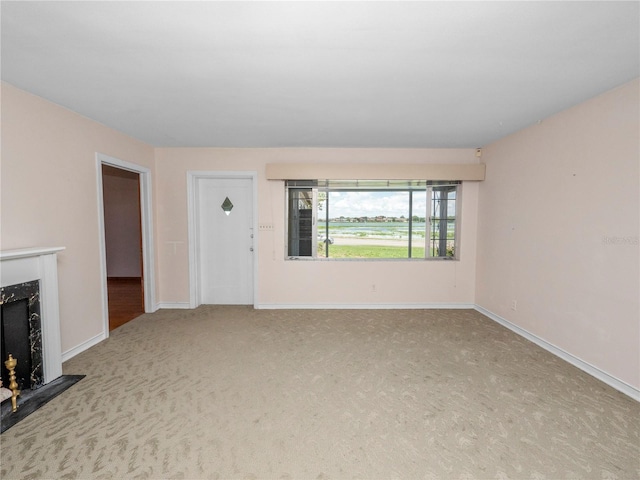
[61,332,106,363]
[156,302,191,309]
[474,305,640,402]
[257,303,475,310]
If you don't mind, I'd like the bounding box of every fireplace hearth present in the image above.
[1,374,84,433]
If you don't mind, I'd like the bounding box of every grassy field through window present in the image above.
[318,244,427,258]
[316,221,454,258]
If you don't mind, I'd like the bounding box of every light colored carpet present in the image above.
[1,306,638,479]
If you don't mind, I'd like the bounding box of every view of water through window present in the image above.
[316,191,433,258]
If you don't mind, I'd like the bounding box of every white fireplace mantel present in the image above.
[1,247,65,384]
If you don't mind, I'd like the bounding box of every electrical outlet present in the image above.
[371,284,377,292]
[511,300,517,311]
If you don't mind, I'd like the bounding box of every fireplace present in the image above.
[0,248,64,390]
[1,280,44,391]
[0,248,83,432]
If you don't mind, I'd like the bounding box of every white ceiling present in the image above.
[2,1,638,148]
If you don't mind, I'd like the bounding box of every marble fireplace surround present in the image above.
[1,247,64,385]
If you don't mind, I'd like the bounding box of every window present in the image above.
[286,180,461,260]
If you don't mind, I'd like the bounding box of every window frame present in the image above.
[285,180,461,261]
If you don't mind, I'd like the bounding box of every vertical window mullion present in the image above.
[408,190,413,258]
[438,188,448,257]
[423,187,429,258]
[453,185,460,259]
[427,186,434,257]
[311,188,318,258]
[325,188,330,258]
[287,189,301,257]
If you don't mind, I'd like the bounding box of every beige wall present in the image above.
[1,83,155,354]
[154,148,480,307]
[476,79,640,389]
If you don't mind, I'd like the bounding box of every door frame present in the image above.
[187,171,258,309]
[96,153,157,337]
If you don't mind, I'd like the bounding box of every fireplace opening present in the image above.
[0,280,43,392]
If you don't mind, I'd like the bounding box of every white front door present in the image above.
[197,177,253,304]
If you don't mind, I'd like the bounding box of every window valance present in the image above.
[266,163,485,181]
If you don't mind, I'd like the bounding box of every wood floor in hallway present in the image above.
[107,277,144,331]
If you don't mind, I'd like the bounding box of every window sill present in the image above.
[286,257,459,262]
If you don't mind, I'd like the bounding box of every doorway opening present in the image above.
[96,153,156,337]
[101,165,144,330]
